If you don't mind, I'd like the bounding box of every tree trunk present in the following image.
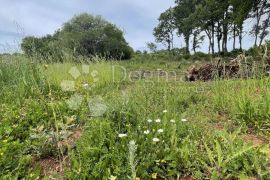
[233,24,236,50]
[222,9,229,53]
[254,9,261,47]
[217,21,222,54]
[193,34,196,53]
[205,29,211,55]
[259,13,270,46]
[171,31,174,50]
[239,25,243,51]
[167,40,171,52]
[211,23,215,55]
[185,35,190,55]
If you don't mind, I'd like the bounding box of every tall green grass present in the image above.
[0,56,44,104]
[211,78,270,135]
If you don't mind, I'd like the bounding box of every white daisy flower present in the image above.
[155,119,161,123]
[118,134,127,138]
[181,119,188,122]
[163,110,168,113]
[153,138,160,142]
[144,130,150,134]
[157,129,164,133]
[82,83,89,88]
[170,119,176,123]
[147,119,153,123]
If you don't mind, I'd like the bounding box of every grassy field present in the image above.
[0,55,270,179]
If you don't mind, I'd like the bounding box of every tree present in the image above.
[21,13,133,60]
[174,0,197,55]
[153,8,175,51]
[21,35,57,59]
[146,42,157,53]
[250,0,270,46]
[259,13,270,46]
[192,29,205,53]
[190,0,219,55]
[230,0,253,50]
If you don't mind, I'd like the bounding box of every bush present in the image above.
[21,13,133,61]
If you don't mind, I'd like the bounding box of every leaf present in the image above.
[210,170,219,180]
[215,140,223,168]
[204,142,215,166]
[224,145,255,165]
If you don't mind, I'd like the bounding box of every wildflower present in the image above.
[0,153,3,156]
[155,119,161,123]
[129,140,136,146]
[152,173,158,179]
[163,110,168,113]
[157,129,164,133]
[109,175,117,180]
[181,118,187,122]
[44,64,48,69]
[161,159,167,163]
[2,140,8,143]
[153,138,160,142]
[147,119,153,123]
[170,119,176,123]
[144,130,150,134]
[135,177,140,180]
[118,134,127,138]
[82,83,89,88]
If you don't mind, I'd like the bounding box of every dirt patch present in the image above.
[33,156,70,178]
[212,123,225,131]
[242,133,270,157]
[242,134,268,146]
[31,129,82,178]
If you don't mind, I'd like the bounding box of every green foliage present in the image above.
[21,13,133,61]
[1,56,270,179]
[155,0,269,55]
[153,8,175,51]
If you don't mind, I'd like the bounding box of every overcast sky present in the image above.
[0,0,260,53]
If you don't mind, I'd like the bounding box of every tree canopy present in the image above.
[154,0,270,55]
[21,13,133,61]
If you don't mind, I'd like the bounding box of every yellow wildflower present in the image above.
[109,175,117,180]
[135,177,140,180]
[152,173,157,179]
[161,159,166,163]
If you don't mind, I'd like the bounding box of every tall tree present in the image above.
[146,42,157,53]
[259,13,270,46]
[192,28,205,53]
[190,0,220,55]
[153,8,176,51]
[174,0,197,55]
[21,13,133,60]
[250,0,270,46]
[230,0,253,50]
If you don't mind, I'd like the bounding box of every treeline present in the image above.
[154,0,270,55]
[21,13,133,61]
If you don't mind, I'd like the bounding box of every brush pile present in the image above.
[185,54,261,81]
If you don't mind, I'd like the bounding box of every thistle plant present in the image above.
[128,140,138,180]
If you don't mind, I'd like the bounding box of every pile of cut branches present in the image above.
[186,52,270,81]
